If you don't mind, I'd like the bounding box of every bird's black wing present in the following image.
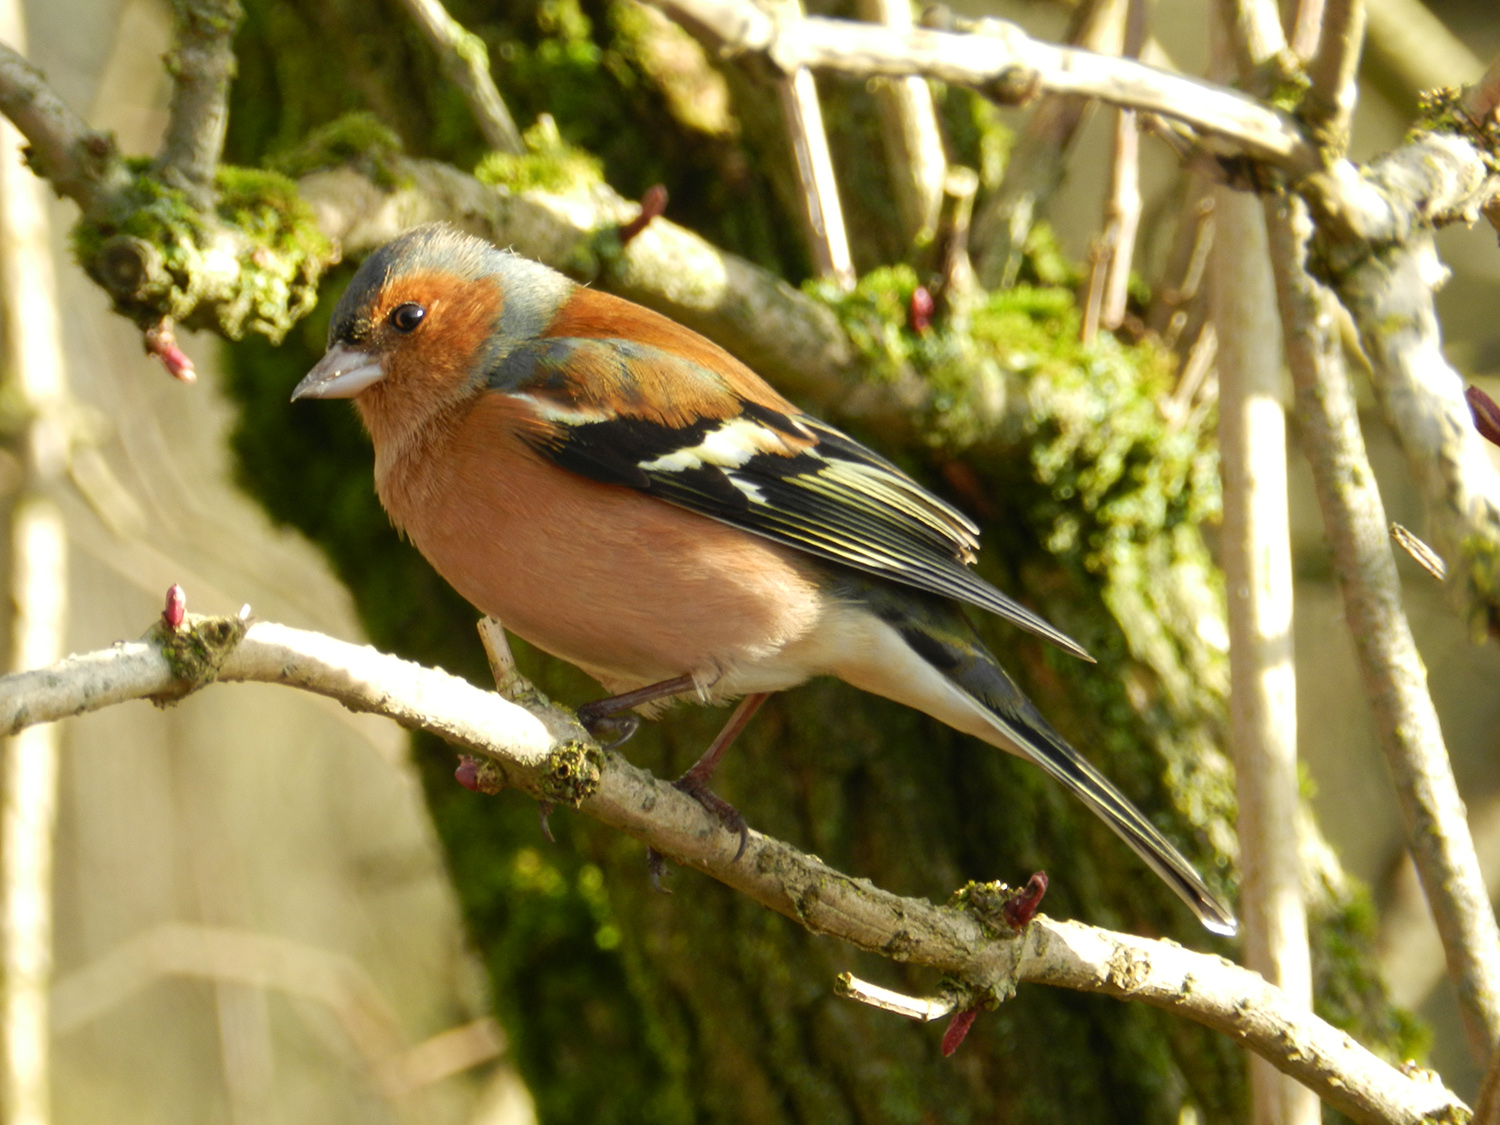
[489,336,1090,660]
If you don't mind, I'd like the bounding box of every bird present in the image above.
[292,222,1237,937]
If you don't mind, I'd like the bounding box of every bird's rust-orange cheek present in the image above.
[355,271,506,450]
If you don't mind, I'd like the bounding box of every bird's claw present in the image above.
[577,709,640,750]
[646,847,673,893]
[673,774,749,860]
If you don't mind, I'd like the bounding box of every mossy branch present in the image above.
[73,161,335,345]
[0,617,1471,1125]
[157,0,244,207]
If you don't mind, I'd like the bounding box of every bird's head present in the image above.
[292,224,573,442]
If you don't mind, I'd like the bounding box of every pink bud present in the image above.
[1001,871,1048,929]
[455,756,482,791]
[162,584,186,631]
[144,320,196,383]
[941,1007,979,1056]
[455,755,504,794]
[618,185,669,247]
[1466,385,1500,448]
[909,287,935,333]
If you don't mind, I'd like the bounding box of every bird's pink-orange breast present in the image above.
[373,393,828,692]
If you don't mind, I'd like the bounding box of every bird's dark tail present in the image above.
[855,586,1238,937]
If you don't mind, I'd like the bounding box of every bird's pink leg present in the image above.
[582,683,771,877]
[576,674,696,746]
[673,691,771,860]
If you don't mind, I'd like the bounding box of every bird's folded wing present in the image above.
[487,337,1090,661]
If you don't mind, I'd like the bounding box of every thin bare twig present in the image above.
[1165,320,1216,429]
[834,973,958,1021]
[0,42,126,210]
[1217,0,1288,75]
[1148,181,1215,348]
[1269,195,1500,1064]
[1301,0,1366,146]
[780,66,853,287]
[1097,0,1146,333]
[856,0,945,250]
[0,619,1472,1125]
[970,0,1126,288]
[477,616,521,694]
[157,0,243,206]
[765,0,853,288]
[1389,524,1447,582]
[649,0,1317,172]
[397,0,525,155]
[1213,185,1316,1125]
[933,166,978,323]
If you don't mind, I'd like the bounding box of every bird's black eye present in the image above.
[388,303,426,333]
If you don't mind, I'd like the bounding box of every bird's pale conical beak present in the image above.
[291,342,386,401]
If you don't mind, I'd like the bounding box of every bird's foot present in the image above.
[673,770,749,860]
[577,708,640,750]
[576,675,696,749]
[646,847,673,893]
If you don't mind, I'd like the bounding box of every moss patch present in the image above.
[71,160,334,342]
[475,115,603,194]
[266,111,407,189]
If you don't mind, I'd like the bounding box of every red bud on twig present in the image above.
[1465,385,1500,448]
[162,584,186,631]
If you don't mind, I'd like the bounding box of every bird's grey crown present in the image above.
[327,223,573,358]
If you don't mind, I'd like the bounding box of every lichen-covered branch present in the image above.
[1319,223,1500,638]
[0,618,1471,1125]
[0,41,127,210]
[1300,0,1365,143]
[1031,923,1462,1125]
[1271,196,1500,1063]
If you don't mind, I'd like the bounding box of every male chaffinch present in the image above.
[293,223,1236,937]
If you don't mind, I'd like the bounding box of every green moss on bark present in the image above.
[70,160,334,341]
